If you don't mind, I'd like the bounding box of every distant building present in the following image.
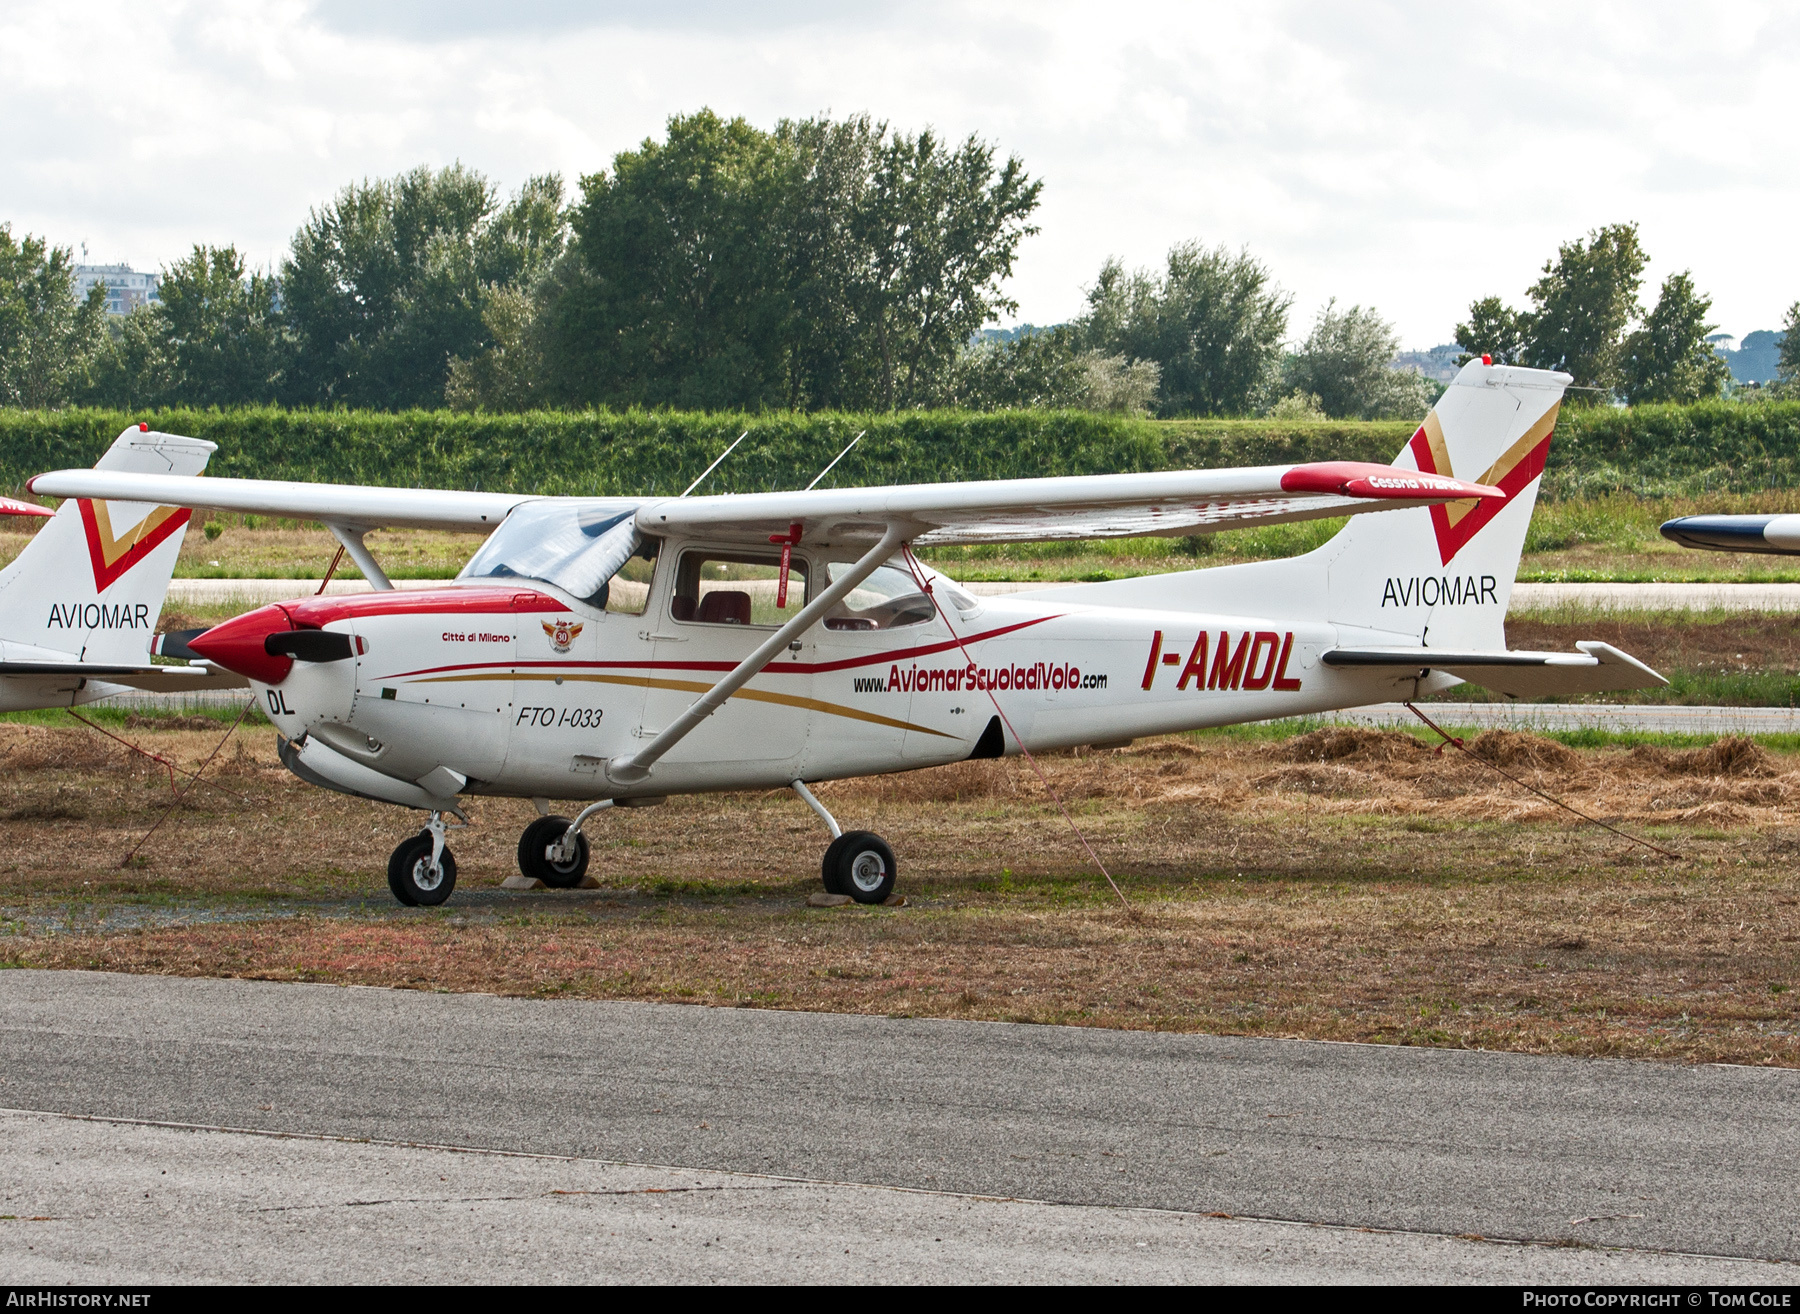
[1392,343,1464,383]
[71,263,160,316]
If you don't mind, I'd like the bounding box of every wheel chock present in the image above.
[502,874,603,891]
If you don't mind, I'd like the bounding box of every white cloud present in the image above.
[2,0,1794,346]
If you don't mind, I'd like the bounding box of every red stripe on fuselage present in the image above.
[368,615,1057,683]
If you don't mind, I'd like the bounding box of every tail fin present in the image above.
[1313,360,1566,648]
[1045,360,1569,649]
[0,426,216,663]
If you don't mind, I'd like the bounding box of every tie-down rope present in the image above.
[1403,701,1678,860]
[901,544,1132,911]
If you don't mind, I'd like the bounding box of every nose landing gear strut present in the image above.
[388,810,461,906]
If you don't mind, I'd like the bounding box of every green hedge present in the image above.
[5,402,1800,500]
[0,408,1164,497]
[1544,402,1800,497]
[0,408,1439,497]
[1158,418,1416,469]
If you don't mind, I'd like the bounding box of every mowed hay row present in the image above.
[821,728,1800,827]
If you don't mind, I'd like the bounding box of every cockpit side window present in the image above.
[670,550,810,626]
[820,562,936,630]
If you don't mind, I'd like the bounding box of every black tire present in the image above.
[825,831,896,905]
[517,815,590,888]
[819,833,854,894]
[387,832,457,906]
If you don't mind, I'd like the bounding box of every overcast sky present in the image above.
[4,0,1794,347]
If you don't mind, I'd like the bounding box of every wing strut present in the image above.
[605,524,905,786]
[326,524,393,591]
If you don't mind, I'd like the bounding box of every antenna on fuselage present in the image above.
[804,430,865,491]
[680,431,750,497]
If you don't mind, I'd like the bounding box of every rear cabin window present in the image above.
[671,551,810,627]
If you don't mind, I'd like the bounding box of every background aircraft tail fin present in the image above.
[0,427,217,664]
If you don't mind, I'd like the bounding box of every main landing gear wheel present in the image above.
[387,832,457,906]
[518,815,590,888]
[822,831,896,905]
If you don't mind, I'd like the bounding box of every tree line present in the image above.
[0,111,1785,419]
[1455,221,1799,404]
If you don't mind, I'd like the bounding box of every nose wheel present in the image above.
[388,831,457,905]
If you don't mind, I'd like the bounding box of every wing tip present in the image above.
[1281,461,1502,502]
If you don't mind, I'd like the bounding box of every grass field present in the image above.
[2,714,1795,1067]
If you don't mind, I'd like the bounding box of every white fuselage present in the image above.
[239,544,1450,804]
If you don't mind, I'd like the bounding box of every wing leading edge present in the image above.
[25,471,532,532]
[641,460,1503,547]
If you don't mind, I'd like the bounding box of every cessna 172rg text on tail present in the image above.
[1,425,246,713]
[30,362,1664,906]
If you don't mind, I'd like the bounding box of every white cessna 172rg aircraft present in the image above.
[30,361,1664,906]
[1,425,246,713]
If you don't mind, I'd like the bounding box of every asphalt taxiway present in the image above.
[0,971,1793,1283]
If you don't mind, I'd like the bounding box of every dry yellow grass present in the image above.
[1,717,1796,1065]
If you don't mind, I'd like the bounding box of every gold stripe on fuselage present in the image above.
[404,669,959,738]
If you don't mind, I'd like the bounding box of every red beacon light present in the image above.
[1481,355,1492,365]
[138,422,149,431]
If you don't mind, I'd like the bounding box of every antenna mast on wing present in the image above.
[681,431,750,498]
[805,430,865,491]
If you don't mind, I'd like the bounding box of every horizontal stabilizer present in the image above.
[0,660,249,690]
[1323,641,1667,699]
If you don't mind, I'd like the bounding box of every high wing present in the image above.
[24,472,531,532]
[0,495,51,518]
[637,461,1503,546]
[30,460,1504,547]
[1323,641,1667,699]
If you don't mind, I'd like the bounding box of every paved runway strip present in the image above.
[1,971,1795,1281]
[0,1110,1775,1284]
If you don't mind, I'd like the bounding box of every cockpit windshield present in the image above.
[458,500,643,608]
